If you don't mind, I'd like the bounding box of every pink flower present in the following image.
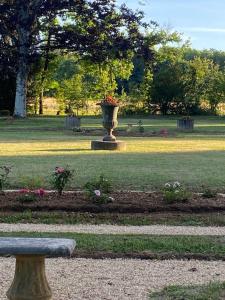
[55,167,65,174]
[94,190,101,197]
[19,189,30,194]
[34,188,45,197]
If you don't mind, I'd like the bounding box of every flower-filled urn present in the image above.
[97,96,119,142]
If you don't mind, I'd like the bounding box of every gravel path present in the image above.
[0,258,225,299]
[1,223,225,235]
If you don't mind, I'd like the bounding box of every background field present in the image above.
[1,115,225,190]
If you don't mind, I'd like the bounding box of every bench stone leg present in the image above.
[7,255,52,300]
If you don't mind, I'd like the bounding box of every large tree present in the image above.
[0,0,150,117]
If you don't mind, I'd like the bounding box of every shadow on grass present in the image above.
[36,149,89,152]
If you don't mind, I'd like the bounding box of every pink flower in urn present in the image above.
[34,188,46,197]
[55,167,65,174]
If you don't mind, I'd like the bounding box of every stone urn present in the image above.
[101,104,119,141]
[91,96,126,151]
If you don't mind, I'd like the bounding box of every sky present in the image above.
[116,0,225,50]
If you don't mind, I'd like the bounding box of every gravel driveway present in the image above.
[1,258,225,299]
[1,223,225,236]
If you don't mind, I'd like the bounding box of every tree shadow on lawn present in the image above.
[1,150,225,189]
[36,149,89,152]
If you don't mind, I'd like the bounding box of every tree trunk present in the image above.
[39,28,52,115]
[14,62,29,118]
[39,89,44,115]
[13,5,30,118]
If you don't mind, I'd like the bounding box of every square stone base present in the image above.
[91,140,126,151]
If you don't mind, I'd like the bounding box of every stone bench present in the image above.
[0,237,75,300]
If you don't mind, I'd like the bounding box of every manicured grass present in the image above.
[1,115,225,189]
[149,282,225,300]
[1,131,225,189]
[0,232,224,256]
[2,211,225,227]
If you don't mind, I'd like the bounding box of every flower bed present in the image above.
[1,191,225,213]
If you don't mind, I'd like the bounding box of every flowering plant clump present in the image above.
[202,187,217,198]
[163,181,189,204]
[0,165,12,191]
[51,166,74,196]
[17,188,46,203]
[97,95,119,106]
[84,175,114,205]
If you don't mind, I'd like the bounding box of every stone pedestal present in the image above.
[7,255,52,300]
[0,237,75,300]
[91,140,126,151]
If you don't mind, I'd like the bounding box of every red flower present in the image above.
[97,95,119,106]
[55,167,65,174]
[34,188,45,197]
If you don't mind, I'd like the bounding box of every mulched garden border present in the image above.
[1,191,225,213]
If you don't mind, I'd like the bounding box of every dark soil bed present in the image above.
[1,191,225,213]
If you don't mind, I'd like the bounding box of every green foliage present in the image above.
[53,56,134,115]
[202,188,217,198]
[1,232,225,258]
[16,188,45,202]
[18,176,45,190]
[84,174,112,194]
[149,282,225,300]
[84,175,113,204]
[204,66,225,114]
[51,166,74,195]
[150,55,216,115]
[0,166,12,190]
[16,194,38,203]
[163,182,189,204]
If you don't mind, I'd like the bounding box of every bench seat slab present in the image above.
[0,237,75,256]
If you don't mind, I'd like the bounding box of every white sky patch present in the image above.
[180,27,225,33]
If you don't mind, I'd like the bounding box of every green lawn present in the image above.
[2,115,225,133]
[3,211,225,227]
[1,115,225,189]
[149,282,225,300]
[0,232,224,257]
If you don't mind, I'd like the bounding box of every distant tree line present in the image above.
[1,0,225,116]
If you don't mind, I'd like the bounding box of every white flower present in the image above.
[174,190,179,194]
[165,183,171,188]
[108,197,114,202]
[173,181,181,188]
[94,190,101,197]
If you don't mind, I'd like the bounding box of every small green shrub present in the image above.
[16,188,46,203]
[202,188,217,198]
[84,174,112,194]
[51,166,74,195]
[0,165,12,190]
[84,175,113,205]
[18,176,45,189]
[17,194,38,203]
[163,182,190,204]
